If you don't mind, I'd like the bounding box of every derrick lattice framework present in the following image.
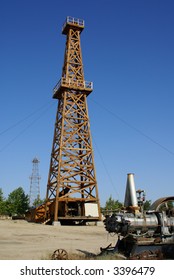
[46,17,101,223]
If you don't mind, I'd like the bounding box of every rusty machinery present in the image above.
[103,173,174,259]
[51,174,174,260]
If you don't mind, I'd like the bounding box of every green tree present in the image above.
[6,187,29,216]
[0,188,6,215]
[104,195,123,211]
[143,200,152,210]
[32,196,45,207]
[0,188,4,203]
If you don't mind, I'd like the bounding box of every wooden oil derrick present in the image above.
[45,17,101,224]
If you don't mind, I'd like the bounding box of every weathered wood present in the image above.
[35,17,101,224]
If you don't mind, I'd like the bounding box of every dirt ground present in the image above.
[0,219,117,260]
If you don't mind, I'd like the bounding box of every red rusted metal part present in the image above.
[129,249,164,260]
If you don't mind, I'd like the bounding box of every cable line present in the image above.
[90,98,174,157]
[0,101,53,136]
[0,102,54,153]
[92,135,120,200]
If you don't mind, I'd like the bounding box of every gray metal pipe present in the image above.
[124,173,138,207]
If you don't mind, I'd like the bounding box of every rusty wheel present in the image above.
[51,249,68,260]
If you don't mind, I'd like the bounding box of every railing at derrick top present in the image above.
[53,77,93,95]
[62,16,84,32]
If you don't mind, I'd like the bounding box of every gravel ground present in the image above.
[0,219,117,260]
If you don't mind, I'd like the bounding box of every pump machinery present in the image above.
[103,173,174,259]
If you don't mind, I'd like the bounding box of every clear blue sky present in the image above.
[0,0,174,206]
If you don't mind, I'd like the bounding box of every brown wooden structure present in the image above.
[38,17,101,224]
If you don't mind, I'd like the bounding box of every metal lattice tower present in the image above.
[45,16,101,223]
[29,157,41,206]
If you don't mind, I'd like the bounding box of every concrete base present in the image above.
[96,221,103,227]
[86,221,104,226]
[52,221,61,226]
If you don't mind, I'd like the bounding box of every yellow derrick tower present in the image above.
[45,17,101,224]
